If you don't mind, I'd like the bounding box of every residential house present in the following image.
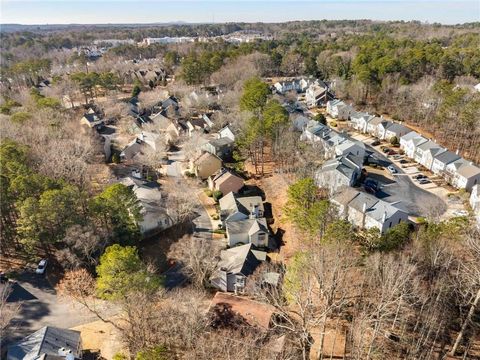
[305,80,335,107]
[218,125,235,141]
[226,217,269,247]
[120,138,144,161]
[190,152,222,179]
[301,120,330,143]
[185,117,211,137]
[335,139,366,159]
[400,132,428,159]
[450,163,480,191]
[332,190,409,234]
[414,140,444,167]
[423,146,447,171]
[274,78,312,94]
[121,177,172,236]
[208,169,244,195]
[469,184,480,227]
[384,123,412,142]
[350,112,374,133]
[376,120,394,140]
[219,192,264,223]
[80,112,104,128]
[210,243,266,293]
[7,326,82,360]
[326,99,354,120]
[208,292,274,329]
[315,154,362,194]
[365,116,384,136]
[445,158,471,179]
[201,137,235,159]
[292,115,310,132]
[149,112,184,142]
[431,150,461,174]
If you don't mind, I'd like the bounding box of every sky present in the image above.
[1,0,479,25]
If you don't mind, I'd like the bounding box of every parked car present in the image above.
[35,259,47,275]
[370,139,381,146]
[364,178,379,194]
[414,174,427,180]
[418,179,431,185]
[382,147,390,153]
[387,150,397,156]
[387,165,397,173]
[453,210,468,217]
[399,159,408,164]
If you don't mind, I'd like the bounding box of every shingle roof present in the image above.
[219,192,264,219]
[400,131,421,142]
[386,123,411,135]
[347,191,406,223]
[215,243,266,275]
[7,326,81,360]
[457,164,480,179]
[226,217,268,235]
[434,150,461,164]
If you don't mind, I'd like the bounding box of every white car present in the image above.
[387,165,397,174]
[453,210,468,217]
[35,259,47,275]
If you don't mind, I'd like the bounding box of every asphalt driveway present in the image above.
[364,144,447,217]
[1,271,114,353]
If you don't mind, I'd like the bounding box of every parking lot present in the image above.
[352,133,467,219]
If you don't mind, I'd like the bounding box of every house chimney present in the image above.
[382,211,387,223]
[456,148,460,155]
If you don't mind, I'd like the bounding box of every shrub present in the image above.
[111,153,120,164]
[314,113,327,125]
[10,112,32,123]
[390,136,399,146]
[212,214,219,220]
[205,189,213,197]
[330,121,337,127]
[184,171,195,178]
[212,190,223,201]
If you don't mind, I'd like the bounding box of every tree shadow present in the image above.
[4,282,37,302]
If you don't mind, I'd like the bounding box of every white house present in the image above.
[414,140,444,167]
[450,163,480,192]
[335,139,366,159]
[120,177,172,236]
[226,217,269,247]
[350,112,374,133]
[218,125,235,141]
[365,117,384,137]
[326,99,354,120]
[315,155,362,194]
[332,189,409,234]
[423,147,446,171]
[376,120,393,140]
[431,150,461,174]
[384,123,412,142]
[219,192,264,224]
[400,131,428,159]
[305,80,335,107]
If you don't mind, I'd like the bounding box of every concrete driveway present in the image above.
[2,271,115,352]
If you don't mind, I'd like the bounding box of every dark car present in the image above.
[0,272,8,283]
[399,159,408,164]
[370,140,381,146]
[414,174,427,180]
[419,179,431,185]
[382,147,390,153]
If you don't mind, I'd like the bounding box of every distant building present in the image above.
[201,137,235,159]
[305,80,335,107]
[326,99,354,120]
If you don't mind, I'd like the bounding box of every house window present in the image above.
[398,219,401,224]
[389,222,392,228]
[258,233,266,245]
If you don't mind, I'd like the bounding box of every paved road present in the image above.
[1,271,115,352]
[364,144,446,217]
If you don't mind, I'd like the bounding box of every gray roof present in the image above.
[215,243,266,275]
[7,326,81,360]
[434,150,461,165]
[317,154,361,180]
[347,191,406,223]
[400,131,422,142]
[208,137,234,149]
[226,217,268,235]
[417,140,442,151]
[386,123,411,136]
[219,192,264,218]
